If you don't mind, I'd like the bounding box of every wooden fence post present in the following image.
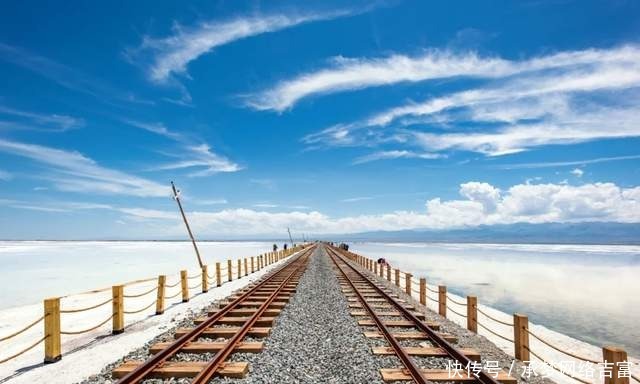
[43,297,61,363]
[395,269,400,286]
[405,273,412,296]
[201,266,208,293]
[180,270,189,302]
[438,285,446,317]
[419,278,426,305]
[251,257,255,273]
[514,313,530,361]
[379,264,384,278]
[112,285,124,334]
[244,258,248,276]
[215,263,222,287]
[237,259,242,279]
[374,261,378,275]
[467,296,477,332]
[156,275,166,314]
[603,347,629,384]
[227,259,232,282]
[387,265,392,281]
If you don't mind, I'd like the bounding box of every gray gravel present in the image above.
[212,245,384,384]
[78,245,558,384]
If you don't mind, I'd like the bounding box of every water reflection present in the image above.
[353,242,640,355]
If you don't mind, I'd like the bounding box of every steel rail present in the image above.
[328,245,502,384]
[116,244,315,384]
[327,246,428,384]
[191,247,312,383]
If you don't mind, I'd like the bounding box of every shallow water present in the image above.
[0,241,276,309]
[352,242,640,356]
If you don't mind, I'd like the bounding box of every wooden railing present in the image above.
[340,249,639,384]
[0,245,305,366]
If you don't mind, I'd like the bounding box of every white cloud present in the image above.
[0,139,168,197]
[248,45,640,111]
[341,196,375,203]
[125,120,242,176]
[0,106,84,132]
[3,181,639,234]
[571,168,584,178]
[135,10,354,83]
[302,45,640,159]
[498,154,640,169]
[352,150,444,164]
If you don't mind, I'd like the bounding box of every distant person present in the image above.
[273,244,278,252]
[377,258,387,266]
[283,243,288,250]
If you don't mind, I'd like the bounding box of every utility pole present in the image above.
[171,181,204,268]
[287,227,294,246]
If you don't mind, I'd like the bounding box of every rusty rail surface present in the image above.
[327,244,504,384]
[115,244,315,383]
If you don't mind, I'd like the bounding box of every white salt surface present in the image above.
[0,250,295,383]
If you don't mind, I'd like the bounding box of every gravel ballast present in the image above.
[79,245,557,384]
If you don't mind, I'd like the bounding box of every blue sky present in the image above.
[1,0,640,239]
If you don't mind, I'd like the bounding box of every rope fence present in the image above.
[477,321,515,343]
[446,294,466,306]
[525,328,602,364]
[351,249,639,384]
[60,314,114,335]
[60,298,112,314]
[124,286,157,298]
[0,245,305,367]
[124,301,156,315]
[524,345,592,384]
[0,335,49,364]
[477,307,514,327]
[446,305,467,318]
[0,315,45,342]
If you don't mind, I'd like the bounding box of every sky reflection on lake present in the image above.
[352,242,640,355]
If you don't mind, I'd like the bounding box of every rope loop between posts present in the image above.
[446,305,467,318]
[124,300,156,315]
[411,277,421,285]
[187,273,201,280]
[411,288,421,295]
[165,290,183,300]
[165,280,181,288]
[446,295,467,306]
[0,315,45,342]
[61,314,114,335]
[0,335,48,364]
[477,307,514,327]
[60,297,113,314]
[428,296,439,303]
[188,282,202,290]
[524,345,592,384]
[477,321,514,343]
[123,277,156,287]
[427,286,439,294]
[524,328,602,364]
[123,286,157,298]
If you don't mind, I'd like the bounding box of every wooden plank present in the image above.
[194,316,275,326]
[209,308,281,317]
[379,368,516,383]
[175,327,271,338]
[372,346,480,361]
[349,303,415,310]
[363,331,457,343]
[234,301,287,308]
[350,311,425,320]
[150,341,263,354]
[113,361,248,379]
[358,319,439,329]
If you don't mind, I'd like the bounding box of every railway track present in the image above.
[326,244,517,384]
[112,244,315,383]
